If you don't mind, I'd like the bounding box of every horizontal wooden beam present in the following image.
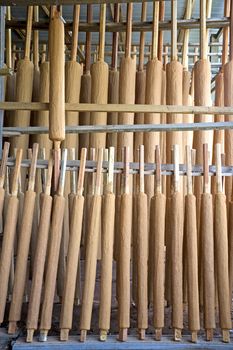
[1,102,233,115]
[5,18,229,32]
[3,122,233,137]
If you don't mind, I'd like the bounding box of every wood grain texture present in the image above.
[60,195,84,336]
[90,61,109,149]
[107,69,119,152]
[26,193,52,334]
[136,192,148,331]
[200,193,215,331]
[214,193,231,330]
[0,196,19,324]
[80,195,102,331]
[118,193,132,329]
[152,192,166,329]
[49,13,65,141]
[184,194,200,332]
[99,193,115,332]
[39,195,65,332]
[8,190,36,328]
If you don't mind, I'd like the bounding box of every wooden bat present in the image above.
[8,143,39,334]
[79,4,92,153]
[90,4,108,149]
[0,149,22,325]
[117,4,136,169]
[5,7,16,128]
[184,145,200,343]
[64,5,81,152]
[193,0,213,234]
[136,145,148,340]
[99,147,115,341]
[134,2,147,153]
[200,144,215,340]
[59,148,87,341]
[80,148,103,342]
[152,145,166,341]
[11,6,34,166]
[118,147,132,342]
[49,6,65,142]
[214,143,231,343]
[144,0,163,304]
[39,149,67,341]
[171,144,183,341]
[107,5,119,153]
[26,152,53,342]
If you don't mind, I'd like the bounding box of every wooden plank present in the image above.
[2,102,233,115]
[5,18,229,32]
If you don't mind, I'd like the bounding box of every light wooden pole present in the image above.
[0,149,22,325]
[135,145,148,340]
[224,0,233,204]
[99,147,115,341]
[200,144,215,341]
[117,3,136,172]
[26,153,53,342]
[90,4,108,149]
[118,147,132,342]
[11,6,34,189]
[80,148,103,342]
[152,145,166,341]
[134,2,147,153]
[8,143,39,334]
[144,0,163,304]
[60,148,87,341]
[107,4,120,154]
[170,145,183,341]
[214,143,231,343]
[79,5,92,154]
[39,149,67,341]
[184,145,200,343]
